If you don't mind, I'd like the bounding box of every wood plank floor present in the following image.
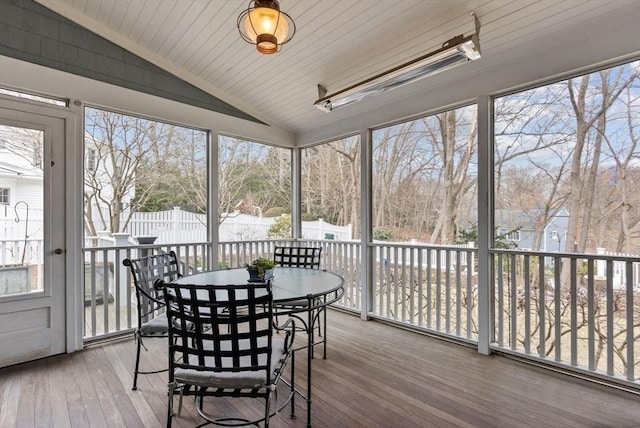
[1,309,638,427]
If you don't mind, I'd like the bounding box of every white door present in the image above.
[0,108,66,367]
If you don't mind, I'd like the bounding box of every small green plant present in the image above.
[245,257,276,277]
[267,213,291,238]
[373,228,393,241]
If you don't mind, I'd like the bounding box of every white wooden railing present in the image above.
[491,249,639,386]
[72,239,640,389]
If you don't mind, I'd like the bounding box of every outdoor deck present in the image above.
[1,309,638,427]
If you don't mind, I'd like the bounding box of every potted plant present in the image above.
[245,257,276,282]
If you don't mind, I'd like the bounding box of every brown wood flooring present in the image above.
[1,309,638,428]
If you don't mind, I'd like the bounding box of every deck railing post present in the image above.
[113,233,131,306]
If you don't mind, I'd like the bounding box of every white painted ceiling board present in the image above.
[30,0,640,141]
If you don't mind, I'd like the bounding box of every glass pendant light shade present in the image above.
[238,1,295,54]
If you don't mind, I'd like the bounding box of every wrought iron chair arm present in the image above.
[274,317,296,354]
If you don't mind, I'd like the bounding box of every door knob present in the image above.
[53,248,64,255]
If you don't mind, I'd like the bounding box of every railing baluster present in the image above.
[466,249,473,339]
[102,249,109,334]
[114,249,121,332]
[606,260,614,376]
[426,248,432,328]
[125,247,132,329]
[587,259,595,371]
[625,261,634,381]
[456,250,462,337]
[523,255,531,355]
[497,253,504,346]
[510,254,517,351]
[417,247,423,327]
[90,250,97,337]
[554,256,562,362]
[409,247,415,324]
[436,249,442,331]
[570,257,577,367]
[374,247,382,315]
[445,249,451,334]
[538,256,547,358]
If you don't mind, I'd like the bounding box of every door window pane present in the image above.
[0,125,44,296]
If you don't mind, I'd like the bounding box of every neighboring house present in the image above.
[0,125,44,242]
[494,208,570,251]
[464,208,570,251]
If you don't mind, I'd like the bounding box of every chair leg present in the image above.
[264,392,271,428]
[322,306,327,359]
[132,331,142,390]
[308,307,315,360]
[167,383,175,428]
[290,350,296,419]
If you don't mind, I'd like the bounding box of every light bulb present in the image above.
[244,7,289,43]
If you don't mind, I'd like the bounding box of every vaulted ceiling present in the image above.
[21,0,640,144]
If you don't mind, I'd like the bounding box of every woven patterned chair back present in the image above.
[273,246,322,269]
[123,250,181,323]
[163,282,274,385]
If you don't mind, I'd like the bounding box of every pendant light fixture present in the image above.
[237,0,296,55]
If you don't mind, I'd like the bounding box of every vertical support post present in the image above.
[360,128,372,321]
[477,95,493,355]
[68,99,84,352]
[291,147,302,240]
[210,131,219,270]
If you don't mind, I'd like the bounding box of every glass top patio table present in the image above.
[173,266,344,314]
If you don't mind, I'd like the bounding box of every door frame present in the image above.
[0,94,84,355]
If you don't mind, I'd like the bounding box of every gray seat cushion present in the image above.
[174,337,286,389]
[140,313,168,334]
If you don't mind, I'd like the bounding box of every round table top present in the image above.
[174,266,344,306]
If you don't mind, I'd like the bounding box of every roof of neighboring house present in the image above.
[0,161,42,178]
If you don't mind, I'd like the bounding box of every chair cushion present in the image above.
[140,314,168,334]
[174,337,286,389]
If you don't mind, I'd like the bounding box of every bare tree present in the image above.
[565,68,638,254]
[301,137,360,234]
[84,108,176,234]
[428,106,478,244]
[218,136,291,223]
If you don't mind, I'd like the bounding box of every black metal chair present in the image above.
[157,280,295,428]
[272,246,328,358]
[123,250,182,390]
[273,246,322,269]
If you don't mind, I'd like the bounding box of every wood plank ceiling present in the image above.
[34,0,640,139]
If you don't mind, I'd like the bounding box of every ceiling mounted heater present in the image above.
[314,14,481,112]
